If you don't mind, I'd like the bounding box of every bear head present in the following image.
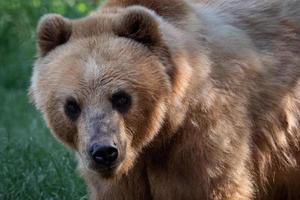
[30,6,176,179]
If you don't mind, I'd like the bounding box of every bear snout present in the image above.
[89,143,119,168]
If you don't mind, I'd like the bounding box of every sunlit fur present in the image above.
[30,0,300,199]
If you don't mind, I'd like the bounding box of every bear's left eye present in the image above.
[111,91,132,113]
[64,98,81,121]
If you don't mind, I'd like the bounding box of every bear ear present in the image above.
[37,14,72,56]
[113,7,161,46]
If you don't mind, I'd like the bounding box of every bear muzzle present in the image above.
[89,142,119,168]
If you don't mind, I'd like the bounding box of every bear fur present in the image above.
[30,0,300,199]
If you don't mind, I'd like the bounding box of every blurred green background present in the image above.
[0,0,102,199]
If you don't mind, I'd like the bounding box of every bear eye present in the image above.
[111,91,132,113]
[64,98,81,121]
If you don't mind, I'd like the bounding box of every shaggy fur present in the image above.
[30,0,300,199]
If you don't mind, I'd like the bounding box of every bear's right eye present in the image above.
[64,98,81,121]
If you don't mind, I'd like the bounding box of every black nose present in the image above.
[89,144,118,167]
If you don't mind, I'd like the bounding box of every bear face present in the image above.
[30,7,172,179]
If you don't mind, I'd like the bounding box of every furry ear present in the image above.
[37,14,72,56]
[113,7,161,46]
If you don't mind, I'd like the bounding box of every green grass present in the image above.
[0,88,87,200]
[0,0,103,199]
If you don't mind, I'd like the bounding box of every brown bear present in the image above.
[30,0,300,199]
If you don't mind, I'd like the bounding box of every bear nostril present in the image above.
[89,144,118,167]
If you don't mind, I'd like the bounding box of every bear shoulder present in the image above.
[102,0,190,21]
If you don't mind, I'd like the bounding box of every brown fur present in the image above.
[30,0,300,199]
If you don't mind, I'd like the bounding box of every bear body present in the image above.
[30,0,300,199]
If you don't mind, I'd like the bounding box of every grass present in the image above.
[0,88,88,200]
[0,1,103,199]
